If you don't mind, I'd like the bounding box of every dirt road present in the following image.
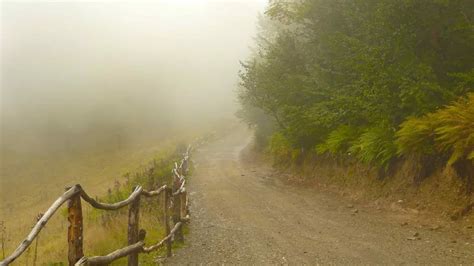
[166,127,473,265]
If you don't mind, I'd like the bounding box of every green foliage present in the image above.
[396,114,438,156]
[396,93,474,166]
[435,93,474,165]
[316,125,361,155]
[349,124,398,169]
[236,102,276,149]
[268,132,300,161]
[238,0,473,171]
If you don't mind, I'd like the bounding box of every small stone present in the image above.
[466,225,472,229]
[413,232,419,237]
[352,209,359,214]
[401,222,408,226]
[451,240,457,243]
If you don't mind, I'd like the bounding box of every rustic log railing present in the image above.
[0,146,192,266]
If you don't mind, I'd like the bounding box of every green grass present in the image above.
[1,137,191,265]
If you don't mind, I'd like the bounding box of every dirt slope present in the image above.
[166,127,474,265]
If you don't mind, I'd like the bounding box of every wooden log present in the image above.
[77,231,146,266]
[67,192,84,266]
[77,222,182,265]
[32,213,43,266]
[142,222,182,253]
[163,188,172,257]
[1,185,81,265]
[83,242,143,266]
[181,145,191,174]
[140,185,167,198]
[127,188,141,266]
[80,186,143,210]
[172,180,186,196]
[180,215,190,223]
[173,168,180,180]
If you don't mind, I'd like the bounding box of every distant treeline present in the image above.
[238,1,473,172]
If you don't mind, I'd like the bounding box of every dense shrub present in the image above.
[238,0,473,175]
[434,93,474,165]
[316,125,361,156]
[349,123,397,170]
[396,114,438,156]
[268,132,300,162]
[397,93,474,166]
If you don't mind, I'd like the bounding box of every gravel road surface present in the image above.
[166,127,474,265]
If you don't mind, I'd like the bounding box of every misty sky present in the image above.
[1,0,266,143]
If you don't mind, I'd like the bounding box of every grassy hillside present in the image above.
[0,129,196,264]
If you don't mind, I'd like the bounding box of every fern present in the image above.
[316,125,361,155]
[395,113,438,156]
[349,123,397,170]
[396,93,474,166]
[433,93,474,165]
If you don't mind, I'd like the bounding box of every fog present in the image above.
[1,0,266,153]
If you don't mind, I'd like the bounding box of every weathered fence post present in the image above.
[182,157,189,175]
[67,188,83,266]
[127,187,140,266]
[180,191,187,219]
[163,188,172,257]
[172,193,184,242]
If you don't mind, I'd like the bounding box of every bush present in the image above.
[433,93,474,165]
[268,132,300,162]
[316,125,361,156]
[396,113,438,156]
[349,123,398,170]
[396,93,474,166]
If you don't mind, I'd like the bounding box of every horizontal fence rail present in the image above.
[1,145,192,266]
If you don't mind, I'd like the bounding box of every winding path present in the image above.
[166,126,474,264]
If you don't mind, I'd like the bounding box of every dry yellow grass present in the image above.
[0,128,199,265]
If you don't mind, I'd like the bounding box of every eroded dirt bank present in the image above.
[166,126,473,264]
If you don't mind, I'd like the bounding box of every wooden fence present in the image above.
[0,146,192,266]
